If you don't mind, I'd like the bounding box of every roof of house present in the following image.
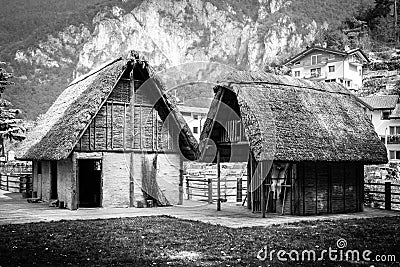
[284,46,370,65]
[200,71,387,164]
[358,95,399,110]
[178,105,209,114]
[17,53,199,161]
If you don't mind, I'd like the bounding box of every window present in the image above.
[359,69,362,76]
[193,127,198,134]
[310,68,321,77]
[193,114,199,120]
[295,61,301,65]
[311,54,322,65]
[328,66,335,72]
[294,71,300,77]
[389,150,400,159]
[389,126,400,135]
[345,80,351,87]
[181,112,191,117]
[382,110,391,120]
[325,79,336,83]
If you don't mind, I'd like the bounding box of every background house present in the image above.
[284,46,369,92]
[17,53,198,210]
[178,105,208,141]
[359,95,400,161]
[200,71,387,216]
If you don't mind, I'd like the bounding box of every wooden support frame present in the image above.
[178,157,183,205]
[217,149,221,211]
[247,152,252,210]
[261,164,266,218]
[129,69,136,206]
[110,100,114,149]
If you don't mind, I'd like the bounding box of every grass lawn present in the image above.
[0,216,399,266]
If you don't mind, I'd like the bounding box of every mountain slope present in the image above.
[0,0,372,120]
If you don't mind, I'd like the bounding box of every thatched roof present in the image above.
[200,71,387,164]
[17,54,198,161]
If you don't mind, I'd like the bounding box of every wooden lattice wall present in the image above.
[75,77,177,153]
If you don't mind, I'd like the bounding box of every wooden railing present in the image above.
[0,174,32,194]
[185,174,247,203]
[365,182,400,210]
[0,162,32,195]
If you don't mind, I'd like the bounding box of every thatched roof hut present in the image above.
[200,71,387,164]
[200,71,387,216]
[17,54,198,161]
[16,53,200,210]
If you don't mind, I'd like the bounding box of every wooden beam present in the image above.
[315,162,317,214]
[139,104,142,149]
[261,162,266,218]
[217,149,221,211]
[105,104,108,149]
[129,152,135,207]
[343,163,346,212]
[111,101,114,149]
[71,153,78,210]
[88,119,91,151]
[178,157,183,205]
[123,103,126,151]
[93,116,96,150]
[247,152,252,210]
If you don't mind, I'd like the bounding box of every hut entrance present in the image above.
[50,161,58,199]
[78,159,102,207]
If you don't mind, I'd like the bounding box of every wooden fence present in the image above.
[365,182,400,210]
[185,174,247,203]
[0,163,32,195]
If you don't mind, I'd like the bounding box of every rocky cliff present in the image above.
[5,0,356,119]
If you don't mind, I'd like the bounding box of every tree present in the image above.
[0,63,25,160]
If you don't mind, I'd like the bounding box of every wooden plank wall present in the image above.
[75,79,176,152]
[220,120,247,143]
[295,162,363,215]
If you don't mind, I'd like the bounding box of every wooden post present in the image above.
[129,152,135,207]
[385,181,391,211]
[186,178,190,200]
[208,178,213,204]
[261,179,266,218]
[247,153,252,210]
[105,103,108,149]
[217,149,221,211]
[236,177,242,202]
[178,158,183,205]
[71,153,78,210]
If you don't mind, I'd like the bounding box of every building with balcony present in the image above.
[359,95,400,161]
[284,46,369,91]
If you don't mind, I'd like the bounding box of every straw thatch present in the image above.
[17,54,198,161]
[201,71,387,164]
